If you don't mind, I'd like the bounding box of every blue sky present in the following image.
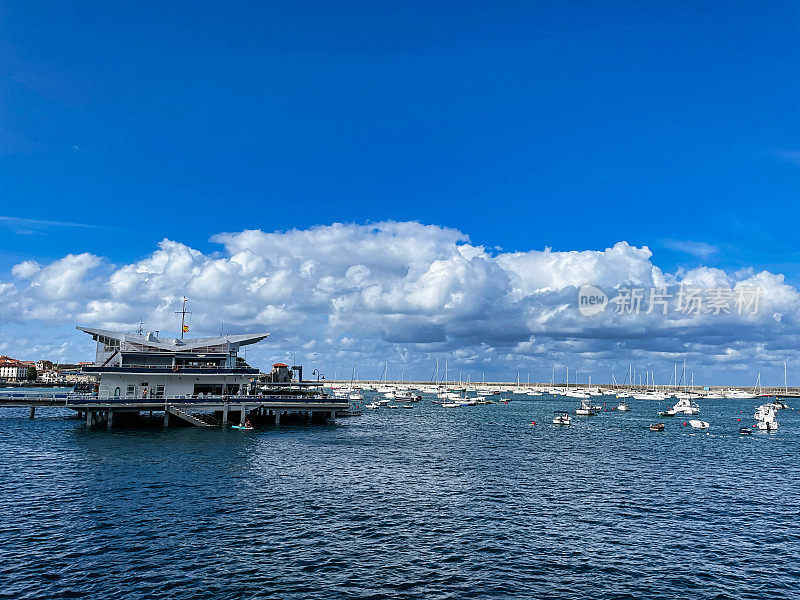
[1,2,800,384]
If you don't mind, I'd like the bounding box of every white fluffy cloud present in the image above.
[2,222,799,384]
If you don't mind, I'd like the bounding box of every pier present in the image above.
[0,391,349,428]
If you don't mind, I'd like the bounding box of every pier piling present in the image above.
[28,407,35,419]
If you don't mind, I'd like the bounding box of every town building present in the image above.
[0,357,31,382]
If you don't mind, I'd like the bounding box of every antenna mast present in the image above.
[174,297,192,340]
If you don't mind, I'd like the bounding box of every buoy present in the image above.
[683,422,687,426]
[737,418,741,422]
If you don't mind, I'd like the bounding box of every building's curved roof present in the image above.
[77,326,270,351]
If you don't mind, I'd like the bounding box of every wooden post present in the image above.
[28,406,35,419]
[107,411,114,429]
[222,404,229,426]
[86,411,94,427]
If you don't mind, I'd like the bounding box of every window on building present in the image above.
[114,387,121,397]
[193,383,223,396]
[155,385,165,399]
[126,385,135,398]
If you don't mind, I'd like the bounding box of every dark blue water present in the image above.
[1,391,798,600]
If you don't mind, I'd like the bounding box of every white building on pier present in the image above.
[77,327,270,399]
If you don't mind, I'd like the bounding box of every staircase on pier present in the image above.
[166,405,221,427]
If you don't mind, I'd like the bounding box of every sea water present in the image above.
[0,392,797,599]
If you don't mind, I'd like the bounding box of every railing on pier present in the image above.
[0,391,348,407]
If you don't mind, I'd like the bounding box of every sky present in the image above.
[1,1,799,385]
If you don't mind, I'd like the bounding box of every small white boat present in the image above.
[688,420,709,429]
[366,402,380,409]
[617,402,630,411]
[441,402,459,408]
[553,411,571,425]
[575,399,595,416]
[754,405,779,430]
[669,397,699,415]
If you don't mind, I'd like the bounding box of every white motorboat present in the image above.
[632,392,667,401]
[723,389,757,400]
[769,399,790,409]
[553,411,571,425]
[688,420,709,429]
[671,397,700,415]
[575,399,595,416]
[366,402,380,409]
[754,404,779,430]
[617,401,630,411]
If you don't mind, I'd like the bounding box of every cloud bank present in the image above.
[1,222,798,384]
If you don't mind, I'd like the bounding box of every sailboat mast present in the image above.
[785,361,788,393]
